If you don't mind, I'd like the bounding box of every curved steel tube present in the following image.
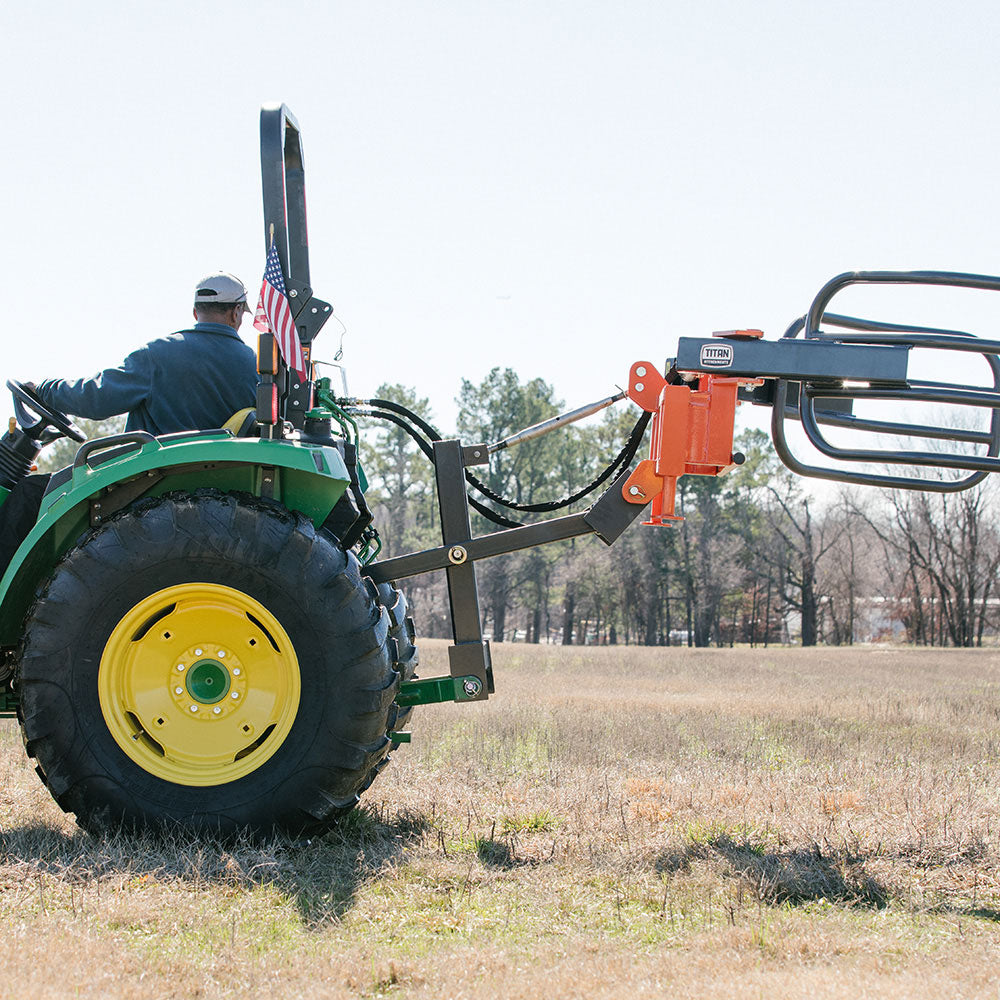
[799,407,993,447]
[804,271,1000,340]
[770,380,993,493]
[771,269,1000,492]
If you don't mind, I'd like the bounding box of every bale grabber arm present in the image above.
[255,104,1000,711]
[364,269,1000,713]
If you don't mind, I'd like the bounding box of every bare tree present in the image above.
[723,426,843,648]
[816,492,879,645]
[863,480,1000,646]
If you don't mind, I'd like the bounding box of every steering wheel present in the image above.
[7,380,87,443]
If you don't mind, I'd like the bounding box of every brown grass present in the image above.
[1,642,999,998]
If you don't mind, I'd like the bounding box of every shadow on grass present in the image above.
[906,901,1000,923]
[656,834,889,908]
[476,837,517,868]
[959,906,1000,921]
[0,804,430,928]
[474,836,543,870]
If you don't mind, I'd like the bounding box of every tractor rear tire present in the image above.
[377,581,419,726]
[16,490,407,837]
[372,580,419,779]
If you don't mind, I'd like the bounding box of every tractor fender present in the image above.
[0,431,352,645]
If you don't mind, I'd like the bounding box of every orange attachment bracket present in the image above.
[622,360,757,525]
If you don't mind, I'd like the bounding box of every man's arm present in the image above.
[35,348,153,421]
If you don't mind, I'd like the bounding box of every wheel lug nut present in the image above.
[232,668,241,676]
[213,707,221,715]
[194,649,203,656]
[176,664,185,672]
[189,705,198,713]
[231,692,239,700]
[217,651,226,658]
[175,686,183,695]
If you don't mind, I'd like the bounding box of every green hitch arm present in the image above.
[389,675,484,744]
[396,674,486,707]
[0,686,18,717]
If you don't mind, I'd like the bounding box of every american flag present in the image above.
[254,243,307,381]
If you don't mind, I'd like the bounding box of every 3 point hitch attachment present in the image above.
[366,433,652,709]
[373,269,1000,716]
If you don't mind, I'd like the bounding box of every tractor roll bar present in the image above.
[258,104,334,433]
[260,103,310,293]
[259,103,333,347]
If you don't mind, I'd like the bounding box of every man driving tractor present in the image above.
[35,272,258,434]
[0,272,259,573]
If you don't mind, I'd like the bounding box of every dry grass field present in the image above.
[1,641,999,998]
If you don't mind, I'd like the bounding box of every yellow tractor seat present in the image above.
[223,408,258,437]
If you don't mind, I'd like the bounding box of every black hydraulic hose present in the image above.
[356,398,650,512]
[367,397,443,445]
[349,399,649,527]
[354,407,437,462]
[465,411,651,512]
[469,494,523,528]
[348,405,524,528]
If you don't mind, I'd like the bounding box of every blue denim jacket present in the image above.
[36,323,259,435]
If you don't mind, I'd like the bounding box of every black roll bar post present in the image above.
[259,104,334,430]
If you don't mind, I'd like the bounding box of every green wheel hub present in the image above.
[186,660,231,704]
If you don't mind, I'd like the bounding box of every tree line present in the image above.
[36,374,1000,649]
[362,370,1000,648]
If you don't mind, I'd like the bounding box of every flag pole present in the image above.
[256,222,285,441]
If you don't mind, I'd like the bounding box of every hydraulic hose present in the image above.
[346,398,650,526]
[347,405,524,528]
[466,411,650,513]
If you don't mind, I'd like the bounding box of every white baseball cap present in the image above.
[194,272,250,313]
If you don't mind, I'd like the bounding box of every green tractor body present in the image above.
[0,433,352,651]
[0,105,431,836]
[0,415,422,835]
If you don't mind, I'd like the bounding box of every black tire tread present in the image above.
[376,581,419,738]
[15,490,413,837]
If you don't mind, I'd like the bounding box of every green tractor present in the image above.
[5,104,1000,838]
[0,385,420,835]
[0,106,423,836]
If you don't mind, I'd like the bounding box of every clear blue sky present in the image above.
[4,0,1000,441]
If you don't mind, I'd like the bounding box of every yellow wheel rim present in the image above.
[99,584,301,786]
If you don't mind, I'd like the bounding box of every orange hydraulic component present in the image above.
[622,361,761,525]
